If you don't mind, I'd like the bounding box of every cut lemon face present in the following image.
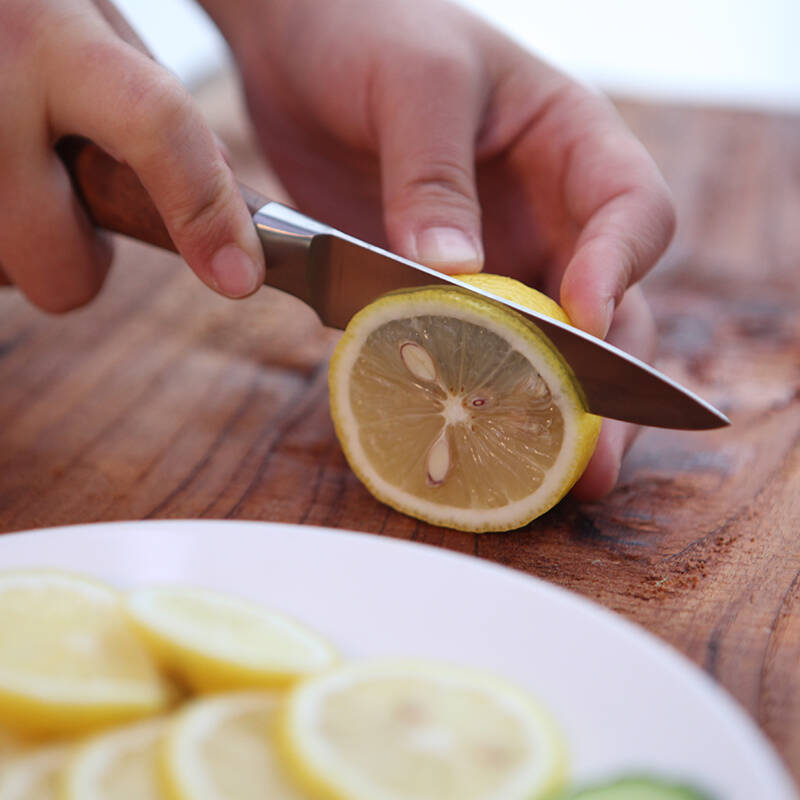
[162,691,310,800]
[328,274,601,532]
[0,571,170,736]
[277,659,567,800]
[61,718,167,800]
[125,587,337,692]
[0,745,72,800]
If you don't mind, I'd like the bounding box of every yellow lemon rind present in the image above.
[125,588,338,693]
[0,570,171,738]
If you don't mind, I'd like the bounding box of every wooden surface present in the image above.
[1,75,799,781]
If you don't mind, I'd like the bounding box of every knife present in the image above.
[57,136,728,431]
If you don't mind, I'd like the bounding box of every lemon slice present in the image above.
[278,659,567,800]
[62,718,167,800]
[162,691,310,800]
[125,587,337,692]
[0,745,72,800]
[328,273,601,532]
[0,731,29,767]
[0,571,170,736]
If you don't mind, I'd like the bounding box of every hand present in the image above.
[0,0,265,311]
[209,0,675,500]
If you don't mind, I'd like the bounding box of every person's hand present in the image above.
[207,0,675,500]
[0,0,265,311]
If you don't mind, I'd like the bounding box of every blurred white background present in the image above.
[116,0,799,111]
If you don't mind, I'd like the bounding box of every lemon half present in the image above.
[328,274,601,532]
[0,571,170,736]
[277,659,567,800]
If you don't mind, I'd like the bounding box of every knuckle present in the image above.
[166,167,231,241]
[100,50,197,159]
[392,158,478,213]
[125,71,194,143]
[409,41,475,87]
[654,185,678,244]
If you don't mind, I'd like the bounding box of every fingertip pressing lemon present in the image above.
[0,744,72,800]
[162,691,309,800]
[328,273,601,532]
[124,587,337,693]
[0,571,171,737]
[61,718,168,800]
[277,659,568,800]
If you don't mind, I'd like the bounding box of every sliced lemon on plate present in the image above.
[125,587,337,692]
[0,571,170,736]
[162,691,309,800]
[328,273,601,532]
[0,745,72,800]
[0,730,29,767]
[278,659,567,800]
[61,718,167,800]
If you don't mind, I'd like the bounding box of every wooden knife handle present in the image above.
[56,136,269,253]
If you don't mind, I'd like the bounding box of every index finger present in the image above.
[47,27,265,298]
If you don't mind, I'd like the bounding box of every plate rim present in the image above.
[0,518,796,796]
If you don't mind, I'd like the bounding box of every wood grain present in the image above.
[1,74,799,780]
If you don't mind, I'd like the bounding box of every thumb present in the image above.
[377,52,484,274]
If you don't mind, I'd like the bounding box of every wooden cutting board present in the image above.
[0,73,799,781]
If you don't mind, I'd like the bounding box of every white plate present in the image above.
[0,520,795,798]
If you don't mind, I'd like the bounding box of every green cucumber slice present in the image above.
[563,775,716,799]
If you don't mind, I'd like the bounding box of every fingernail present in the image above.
[210,244,260,298]
[414,227,483,272]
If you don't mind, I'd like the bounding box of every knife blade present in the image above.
[253,202,728,431]
[58,136,728,431]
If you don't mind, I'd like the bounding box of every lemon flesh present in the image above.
[328,274,601,532]
[125,587,337,692]
[162,691,310,800]
[0,745,71,800]
[0,571,170,736]
[278,659,567,800]
[62,718,167,800]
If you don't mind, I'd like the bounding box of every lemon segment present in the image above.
[328,274,601,532]
[0,571,170,736]
[277,659,567,800]
[125,587,337,692]
[0,745,72,800]
[162,691,311,800]
[61,718,167,800]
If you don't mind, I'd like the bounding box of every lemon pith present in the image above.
[328,274,601,532]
